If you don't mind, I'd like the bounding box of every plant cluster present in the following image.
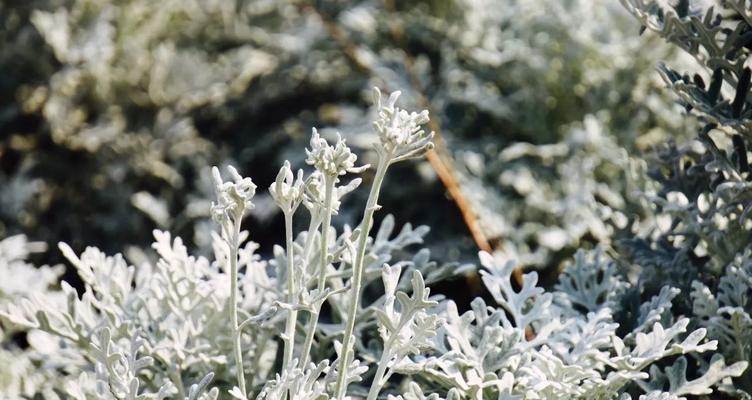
[3,0,752,399]
[618,0,752,391]
[1,88,749,400]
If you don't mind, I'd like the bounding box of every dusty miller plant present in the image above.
[2,86,749,400]
[0,88,439,399]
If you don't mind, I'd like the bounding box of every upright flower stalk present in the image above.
[211,165,258,397]
[333,157,389,399]
[268,161,305,376]
[334,88,433,399]
[299,129,367,368]
[317,176,335,291]
[298,173,334,369]
[228,221,245,396]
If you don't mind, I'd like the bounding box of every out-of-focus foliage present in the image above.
[427,0,696,268]
[1,0,689,270]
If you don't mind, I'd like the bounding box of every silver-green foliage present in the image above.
[1,88,748,399]
[620,0,752,392]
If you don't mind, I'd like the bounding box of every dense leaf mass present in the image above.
[2,0,752,399]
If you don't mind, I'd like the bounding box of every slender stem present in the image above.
[296,207,323,372]
[302,213,322,278]
[170,368,187,400]
[247,329,269,393]
[299,176,336,367]
[366,349,392,400]
[334,157,390,400]
[317,176,336,290]
[366,314,410,400]
[229,221,247,396]
[282,212,298,374]
[298,310,319,368]
[296,214,323,372]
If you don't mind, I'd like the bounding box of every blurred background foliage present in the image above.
[0,0,694,279]
[6,0,752,395]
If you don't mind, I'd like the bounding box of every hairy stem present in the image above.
[299,176,335,367]
[334,158,389,400]
[229,221,247,396]
[302,213,323,277]
[366,313,411,400]
[282,212,298,375]
[247,329,269,393]
[298,310,319,369]
[317,176,336,290]
[170,368,187,400]
[366,348,392,400]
